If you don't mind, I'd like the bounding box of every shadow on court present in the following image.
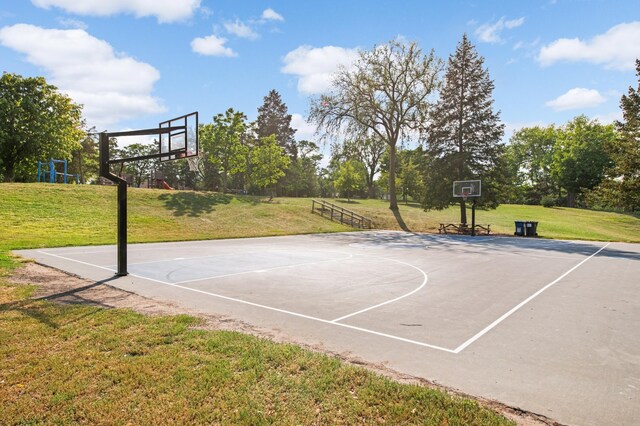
[159,192,232,217]
[313,231,640,260]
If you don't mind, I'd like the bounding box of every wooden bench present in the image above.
[439,223,491,235]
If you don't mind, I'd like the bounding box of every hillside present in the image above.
[1,183,639,251]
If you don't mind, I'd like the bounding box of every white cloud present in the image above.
[191,34,237,57]
[290,113,316,141]
[545,88,606,111]
[31,0,200,23]
[538,22,640,70]
[475,16,525,43]
[0,24,164,128]
[261,8,284,22]
[224,20,258,40]
[505,17,525,29]
[56,17,87,30]
[282,45,359,94]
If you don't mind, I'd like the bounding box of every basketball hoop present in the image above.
[462,190,470,202]
[186,151,204,173]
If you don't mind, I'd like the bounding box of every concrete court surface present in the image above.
[17,231,640,425]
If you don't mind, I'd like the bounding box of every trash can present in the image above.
[514,221,525,236]
[525,221,539,237]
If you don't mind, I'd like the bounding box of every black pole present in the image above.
[471,198,477,237]
[99,133,128,276]
[117,181,127,275]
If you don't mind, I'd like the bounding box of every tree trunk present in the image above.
[388,144,398,210]
[460,199,467,225]
[222,171,228,193]
[4,161,15,182]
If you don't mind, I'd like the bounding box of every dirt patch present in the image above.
[9,261,560,426]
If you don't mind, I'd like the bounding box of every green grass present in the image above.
[0,264,512,425]
[2,183,638,252]
[328,198,640,242]
[0,183,515,424]
[0,183,349,250]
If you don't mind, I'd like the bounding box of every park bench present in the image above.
[439,223,491,235]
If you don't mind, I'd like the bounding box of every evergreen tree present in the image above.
[590,60,640,211]
[255,90,297,158]
[424,34,505,224]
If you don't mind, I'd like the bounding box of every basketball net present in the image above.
[186,151,205,173]
[462,190,470,202]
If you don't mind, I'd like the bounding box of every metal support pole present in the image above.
[471,198,477,237]
[63,159,68,184]
[49,158,55,183]
[99,132,128,276]
[117,180,127,275]
[37,162,41,182]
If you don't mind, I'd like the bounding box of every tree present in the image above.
[551,115,614,207]
[590,60,640,211]
[283,140,322,197]
[120,143,155,187]
[69,130,99,184]
[0,73,84,181]
[255,90,297,158]
[309,39,442,210]
[249,135,291,200]
[334,159,366,201]
[423,34,505,224]
[397,151,424,204]
[338,134,387,198]
[200,108,248,193]
[506,125,559,204]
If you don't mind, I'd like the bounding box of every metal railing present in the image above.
[311,199,372,229]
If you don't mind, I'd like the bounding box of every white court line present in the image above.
[452,242,610,353]
[35,242,610,354]
[127,274,456,353]
[37,251,117,272]
[331,257,428,322]
[122,249,352,269]
[172,253,354,285]
[32,249,454,353]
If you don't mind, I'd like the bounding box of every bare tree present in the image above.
[309,40,442,210]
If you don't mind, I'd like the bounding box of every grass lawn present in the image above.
[2,183,639,251]
[328,198,640,242]
[0,256,513,425]
[0,183,516,424]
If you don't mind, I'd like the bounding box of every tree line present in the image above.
[1,36,639,217]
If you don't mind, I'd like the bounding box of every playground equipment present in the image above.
[37,158,79,184]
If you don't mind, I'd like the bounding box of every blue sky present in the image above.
[1,0,639,152]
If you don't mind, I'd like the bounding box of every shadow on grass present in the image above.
[392,208,411,232]
[1,276,119,328]
[336,199,361,204]
[159,192,232,217]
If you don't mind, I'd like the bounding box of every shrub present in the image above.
[541,195,556,208]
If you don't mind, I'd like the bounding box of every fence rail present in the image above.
[311,199,373,229]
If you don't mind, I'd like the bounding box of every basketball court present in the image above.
[17,231,640,426]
